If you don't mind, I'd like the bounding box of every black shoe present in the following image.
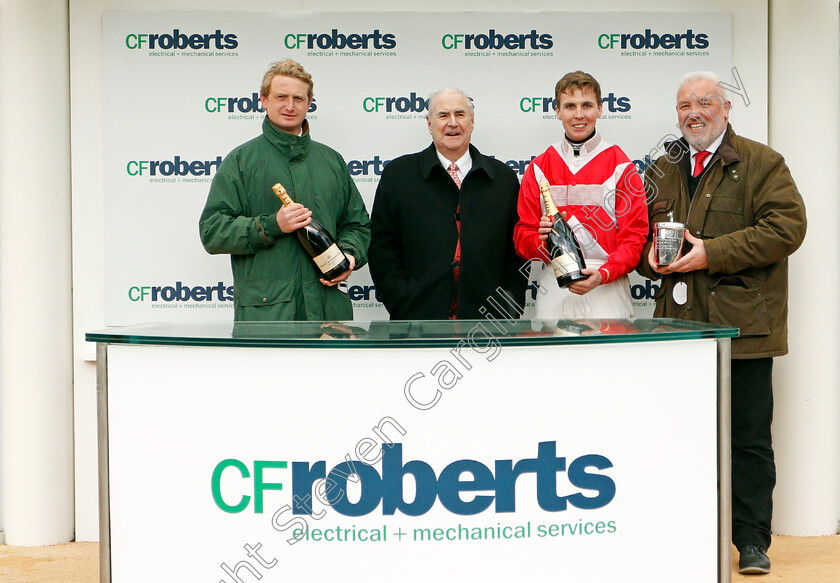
[738,544,770,574]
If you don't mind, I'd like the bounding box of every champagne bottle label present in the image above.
[313,243,346,273]
[550,253,580,277]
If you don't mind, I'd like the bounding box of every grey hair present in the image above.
[678,71,728,101]
[427,87,474,116]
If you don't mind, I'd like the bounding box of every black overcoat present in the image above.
[369,143,527,320]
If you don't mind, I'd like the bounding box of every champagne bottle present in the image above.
[272,183,350,281]
[539,180,588,288]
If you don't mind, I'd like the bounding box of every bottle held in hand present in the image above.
[539,180,588,288]
[272,183,350,281]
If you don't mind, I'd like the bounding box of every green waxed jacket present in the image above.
[199,118,371,321]
[637,125,806,358]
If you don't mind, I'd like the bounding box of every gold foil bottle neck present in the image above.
[272,183,293,207]
[539,180,559,216]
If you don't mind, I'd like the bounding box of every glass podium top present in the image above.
[86,319,738,349]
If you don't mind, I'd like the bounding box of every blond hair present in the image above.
[260,59,314,100]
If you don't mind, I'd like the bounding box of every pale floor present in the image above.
[0,535,837,582]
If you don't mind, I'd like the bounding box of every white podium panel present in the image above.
[97,329,726,583]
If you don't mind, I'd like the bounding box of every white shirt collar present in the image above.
[436,149,472,182]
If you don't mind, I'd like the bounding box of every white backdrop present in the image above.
[63,0,777,543]
[103,11,732,324]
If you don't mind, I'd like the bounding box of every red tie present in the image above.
[693,151,711,177]
[448,163,461,319]
[447,162,461,187]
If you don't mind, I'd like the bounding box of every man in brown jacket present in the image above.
[637,71,806,575]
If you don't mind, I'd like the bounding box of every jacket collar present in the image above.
[665,123,741,177]
[420,143,494,181]
[261,116,311,160]
[715,124,740,166]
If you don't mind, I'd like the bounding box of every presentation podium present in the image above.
[87,318,737,583]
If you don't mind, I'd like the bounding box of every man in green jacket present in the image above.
[637,71,806,575]
[200,59,371,321]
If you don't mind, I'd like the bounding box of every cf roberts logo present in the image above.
[520,93,631,114]
[347,283,380,300]
[442,29,553,50]
[363,93,429,114]
[205,94,317,115]
[598,29,709,50]
[126,156,222,177]
[211,441,615,517]
[504,156,537,176]
[630,279,659,300]
[284,29,397,50]
[347,157,390,177]
[129,282,234,303]
[206,93,265,115]
[125,29,238,50]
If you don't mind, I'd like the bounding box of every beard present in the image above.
[679,117,727,150]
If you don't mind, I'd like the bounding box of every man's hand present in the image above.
[538,215,552,241]
[276,203,312,233]
[537,212,567,241]
[664,231,708,273]
[569,268,602,295]
[647,244,669,274]
[320,254,356,287]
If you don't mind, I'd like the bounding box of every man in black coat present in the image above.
[369,88,526,321]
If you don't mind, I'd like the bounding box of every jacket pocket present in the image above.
[649,197,676,223]
[703,194,745,237]
[235,277,295,307]
[708,276,770,337]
